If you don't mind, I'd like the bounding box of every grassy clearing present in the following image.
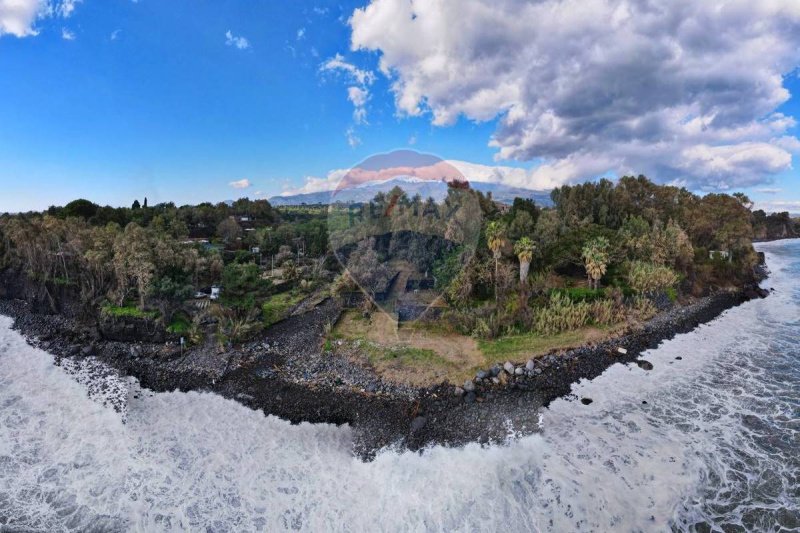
[478,325,618,361]
[262,290,306,327]
[101,305,159,319]
[360,341,465,387]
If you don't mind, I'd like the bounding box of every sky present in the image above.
[1,0,799,214]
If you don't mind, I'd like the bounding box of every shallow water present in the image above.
[1,240,798,532]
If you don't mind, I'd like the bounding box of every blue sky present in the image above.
[1,0,799,213]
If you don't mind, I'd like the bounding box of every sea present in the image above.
[0,240,798,532]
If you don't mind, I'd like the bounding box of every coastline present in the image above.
[0,273,769,456]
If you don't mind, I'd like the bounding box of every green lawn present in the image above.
[262,291,306,327]
[478,327,614,361]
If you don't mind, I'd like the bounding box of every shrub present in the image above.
[627,261,679,295]
[632,296,658,321]
[551,286,605,302]
[588,299,618,326]
[534,292,590,335]
[166,313,190,334]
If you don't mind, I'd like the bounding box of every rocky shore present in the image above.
[0,277,769,458]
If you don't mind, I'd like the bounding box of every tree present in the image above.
[132,199,141,210]
[63,199,99,220]
[485,221,506,300]
[113,223,155,309]
[513,237,535,284]
[143,197,149,208]
[220,263,269,312]
[581,236,610,290]
[217,216,242,246]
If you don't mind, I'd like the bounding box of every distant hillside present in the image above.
[270,179,553,207]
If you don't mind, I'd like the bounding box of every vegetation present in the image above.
[262,291,305,327]
[0,173,769,382]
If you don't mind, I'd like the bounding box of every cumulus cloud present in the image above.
[228,179,251,189]
[225,30,249,50]
[349,0,800,190]
[1,0,79,38]
[280,168,349,196]
[61,27,74,40]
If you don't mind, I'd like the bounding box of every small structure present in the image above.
[493,201,512,214]
[210,286,221,300]
[709,250,731,261]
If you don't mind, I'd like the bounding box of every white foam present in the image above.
[0,242,797,531]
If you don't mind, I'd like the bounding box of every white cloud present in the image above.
[345,127,361,148]
[320,53,375,85]
[754,200,800,214]
[228,179,251,189]
[1,0,82,38]
[296,27,305,40]
[756,188,783,194]
[281,158,579,197]
[61,27,74,40]
[280,168,349,196]
[408,134,416,146]
[225,30,249,50]
[56,0,81,18]
[347,86,369,124]
[110,28,120,40]
[349,0,800,191]
[321,53,376,135]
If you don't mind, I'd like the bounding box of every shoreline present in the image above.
[0,278,768,456]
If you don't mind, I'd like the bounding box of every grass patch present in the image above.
[363,343,441,365]
[262,291,306,327]
[167,314,191,334]
[101,305,159,320]
[478,326,617,361]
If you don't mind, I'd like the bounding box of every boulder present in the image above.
[525,359,535,371]
[463,380,476,393]
[410,416,427,433]
[503,362,515,374]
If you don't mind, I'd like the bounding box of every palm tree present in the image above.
[582,236,610,290]
[485,221,506,300]
[514,237,535,284]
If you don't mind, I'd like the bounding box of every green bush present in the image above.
[551,287,605,302]
[534,292,590,335]
[167,313,190,334]
[627,261,679,295]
